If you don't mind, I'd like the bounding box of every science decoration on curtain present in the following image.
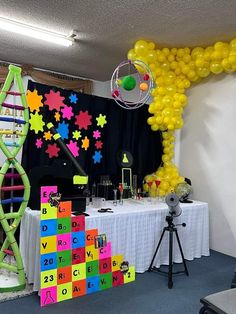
[40,186,135,307]
[26,82,107,166]
[127,37,236,196]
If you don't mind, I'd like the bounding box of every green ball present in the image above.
[122,75,136,91]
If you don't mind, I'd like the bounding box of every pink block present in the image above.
[57,233,71,251]
[40,286,57,307]
[99,242,111,259]
[40,186,58,203]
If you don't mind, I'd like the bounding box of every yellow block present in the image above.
[73,175,88,185]
[57,282,72,302]
[72,263,86,281]
[124,266,135,284]
[41,269,57,288]
[40,236,56,254]
[86,245,98,262]
[112,255,123,271]
[40,203,57,220]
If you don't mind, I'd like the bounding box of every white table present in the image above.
[19,199,209,291]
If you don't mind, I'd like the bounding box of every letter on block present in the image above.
[57,282,72,302]
[72,279,86,298]
[72,263,86,281]
[41,186,58,203]
[41,236,56,254]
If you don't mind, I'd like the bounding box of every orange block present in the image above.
[57,266,72,285]
[86,229,98,246]
[57,201,72,218]
[72,279,86,298]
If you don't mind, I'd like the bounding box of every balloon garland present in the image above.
[127,38,236,196]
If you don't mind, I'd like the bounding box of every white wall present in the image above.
[179,73,236,257]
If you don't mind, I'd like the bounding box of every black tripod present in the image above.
[148,214,189,288]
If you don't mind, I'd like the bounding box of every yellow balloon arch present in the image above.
[127,38,236,196]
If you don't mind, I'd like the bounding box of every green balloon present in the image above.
[122,75,136,91]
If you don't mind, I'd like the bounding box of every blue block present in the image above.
[41,252,57,271]
[72,231,85,249]
[40,219,57,237]
[86,276,100,294]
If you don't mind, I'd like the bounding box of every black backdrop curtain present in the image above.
[22,81,162,206]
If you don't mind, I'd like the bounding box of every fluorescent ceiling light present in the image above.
[0,17,73,47]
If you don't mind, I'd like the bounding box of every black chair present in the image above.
[199,288,236,314]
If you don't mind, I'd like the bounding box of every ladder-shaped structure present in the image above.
[0,65,30,292]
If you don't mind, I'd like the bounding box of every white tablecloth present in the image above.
[20,199,209,291]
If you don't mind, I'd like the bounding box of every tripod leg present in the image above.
[148,228,166,272]
[174,229,189,276]
[168,230,173,289]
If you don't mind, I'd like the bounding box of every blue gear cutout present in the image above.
[69,93,78,104]
[56,121,69,140]
[92,151,102,164]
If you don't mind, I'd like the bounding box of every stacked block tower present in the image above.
[40,186,135,306]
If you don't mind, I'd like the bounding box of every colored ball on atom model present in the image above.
[139,82,148,91]
[143,73,150,81]
[122,75,136,91]
[112,89,119,98]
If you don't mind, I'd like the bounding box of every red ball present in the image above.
[112,89,119,98]
[143,73,150,81]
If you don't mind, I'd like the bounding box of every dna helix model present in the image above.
[0,65,30,292]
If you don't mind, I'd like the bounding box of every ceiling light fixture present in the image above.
[0,17,74,47]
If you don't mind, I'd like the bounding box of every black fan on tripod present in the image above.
[148,193,189,289]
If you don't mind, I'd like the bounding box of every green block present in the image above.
[57,250,72,268]
[86,261,98,278]
[100,272,112,290]
[57,218,71,234]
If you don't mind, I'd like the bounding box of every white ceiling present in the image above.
[0,0,236,81]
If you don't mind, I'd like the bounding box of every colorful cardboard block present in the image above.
[112,270,124,287]
[41,252,57,271]
[99,257,112,274]
[86,245,98,262]
[40,219,57,237]
[72,248,85,265]
[57,282,72,302]
[100,273,112,290]
[112,255,123,272]
[86,276,100,294]
[40,185,135,307]
[86,229,98,246]
[41,203,57,220]
[72,231,85,249]
[72,279,86,298]
[41,236,57,254]
[72,216,85,232]
[86,260,99,278]
[99,242,111,259]
[57,233,71,251]
[124,266,136,284]
[57,250,72,268]
[57,201,72,218]
[57,217,71,234]
[40,186,57,203]
[41,269,57,288]
[41,286,57,306]
[57,266,72,285]
[72,263,86,281]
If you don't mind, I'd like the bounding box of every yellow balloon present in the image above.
[127,49,136,61]
[134,40,148,56]
[210,62,223,74]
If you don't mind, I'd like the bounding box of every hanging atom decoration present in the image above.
[111,59,154,109]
